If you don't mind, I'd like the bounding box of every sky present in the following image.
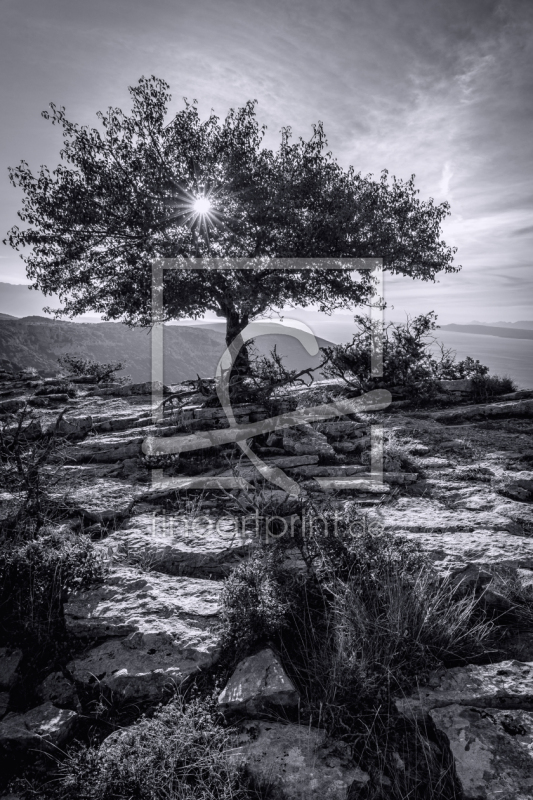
[0,0,532,324]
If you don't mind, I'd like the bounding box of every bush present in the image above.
[56,696,264,800]
[218,549,292,663]
[321,312,515,405]
[220,507,491,717]
[0,407,69,537]
[0,531,106,647]
[58,353,126,384]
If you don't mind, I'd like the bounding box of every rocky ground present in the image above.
[1,368,533,799]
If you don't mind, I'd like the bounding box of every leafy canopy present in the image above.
[5,76,459,340]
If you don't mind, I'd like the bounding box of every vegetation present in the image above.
[57,353,126,384]
[218,506,492,797]
[0,530,105,649]
[55,696,266,800]
[321,311,516,404]
[6,76,458,378]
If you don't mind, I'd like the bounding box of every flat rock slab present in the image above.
[283,424,336,458]
[104,512,254,577]
[400,530,533,572]
[64,565,220,639]
[218,648,299,715]
[67,630,217,702]
[0,702,77,757]
[56,479,139,522]
[396,660,533,721]
[433,399,533,424]
[430,704,533,800]
[369,496,525,535]
[232,720,369,800]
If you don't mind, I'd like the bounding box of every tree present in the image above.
[5,76,458,380]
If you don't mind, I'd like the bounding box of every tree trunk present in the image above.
[224,308,251,398]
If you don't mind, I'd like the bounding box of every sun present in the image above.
[193,196,212,215]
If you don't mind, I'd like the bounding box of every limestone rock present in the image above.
[283,424,336,459]
[433,398,533,425]
[396,660,533,721]
[218,648,299,715]
[64,565,220,640]
[37,672,80,711]
[104,512,253,578]
[0,702,77,757]
[67,630,216,703]
[430,704,533,800]
[0,649,22,692]
[232,720,369,800]
[496,472,533,502]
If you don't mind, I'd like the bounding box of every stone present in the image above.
[283,424,336,459]
[497,472,533,502]
[218,648,299,715]
[315,420,366,440]
[430,704,533,800]
[0,702,77,757]
[0,649,22,691]
[68,433,144,464]
[64,565,220,640]
[396,660,533,722]
[67,630,217,703]
[231,720,369,800]
[62,478,138,523]
[433,398,533,425]
[37,672,80,711]
[104,512,254,578]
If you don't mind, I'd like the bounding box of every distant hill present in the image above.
[470,320,533,330]
[440,323,533,341]
[0,316,331,381]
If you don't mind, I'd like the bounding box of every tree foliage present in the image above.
[5,76,458,356]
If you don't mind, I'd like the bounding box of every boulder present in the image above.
[497,472,533,502]
[67,630,216,703]
[64,565,220,640]
[218,649,299,715]
[396,661,533,722]
[232,720,369,799]
[64,566,220,702]
[0,649,22,692]
[104,512,253,578]
[0,702,77,758]
[433,398,533,425]
[37,672,80,711]
[430,704,533,800]
[283,424,336,459]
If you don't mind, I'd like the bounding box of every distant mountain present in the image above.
[469,320,533,330]
[440,324,533,341]
[0,316,331,381]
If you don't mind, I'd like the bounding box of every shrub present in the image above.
[56,696,264,800]
[0,407,69,537]
[321,312,515,405]
[0,531,106,647]
[58,353,126,383]
[218,549,292,663]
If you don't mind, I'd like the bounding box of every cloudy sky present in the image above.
[0,0,532,323]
